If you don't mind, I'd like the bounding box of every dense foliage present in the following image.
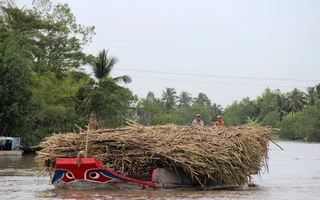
[0,0,136,149]
[0,38,33,140]
[278,100,320,141]
[220,87,320,142]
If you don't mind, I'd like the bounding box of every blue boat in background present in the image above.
[0,137,22,156]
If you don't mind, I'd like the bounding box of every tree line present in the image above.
[137,89,223,126]
[1,1,319,151]
[136,85,320,142]
[222,86,320,142]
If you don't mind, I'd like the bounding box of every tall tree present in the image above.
[146,91,156,102]
[76,78,137,128]
[137,97,172,126]
[279,100,320,142]
[0,2,95,73]
[86,49,132,125]
[92,49,131,86]
[0,38,33,136]
[0,1,97,148]
[275,92,288,121]
[315,84,320,99]
[146,91,163,107]
[177,91,192,108]
[286,88,306,113]
[194,92,211,106]
[210,103,223,120]
[223,97,259,126]
[161,87,177,114]
[256,88,278,120]
[306,87,317,106]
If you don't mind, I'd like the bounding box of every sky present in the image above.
[18,0,320,108]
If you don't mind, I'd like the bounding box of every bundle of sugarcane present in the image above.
[35,124,276,186]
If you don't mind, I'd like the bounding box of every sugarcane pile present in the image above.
[35,124,276,186]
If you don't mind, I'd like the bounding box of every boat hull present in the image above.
[0,150,22,156]
[53,179,154,190]
[52,158,241,190]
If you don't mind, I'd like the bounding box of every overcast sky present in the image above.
[19,0,320,108]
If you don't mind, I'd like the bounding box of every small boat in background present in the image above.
[0,137,23,156]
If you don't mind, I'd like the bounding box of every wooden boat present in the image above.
[52,157,239,190]
[0,137,22,156]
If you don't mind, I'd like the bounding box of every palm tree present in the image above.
[146,91,156,102]
[306,87,317,106]
[146,91,163,107]
[85,49,132,128]
[210,103,223,116]
[315,84,320,99]
[161,87,177,114]
[275,93,288,120]
[92,49,132,86]
[177,91,192,108]
[194,92,211,106]
[286,88,306,113]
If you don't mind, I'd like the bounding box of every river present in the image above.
[0,141,319,200]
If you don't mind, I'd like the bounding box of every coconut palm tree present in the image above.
[286,88,306,113]
[194,92,211,106]
[275,93,288,120]
[306,87,317,106]
[85,49,132,127]
[210,103,223,116]
[92,49,132,86]
[161,87,177,114]
[315,84,320,99]
[177,91,192,108]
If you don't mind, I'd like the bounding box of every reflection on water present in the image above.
[0,141,320,200]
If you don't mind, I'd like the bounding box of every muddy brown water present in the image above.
[0,141,319,200]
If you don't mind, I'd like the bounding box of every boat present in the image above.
[44,125,272,190]
[52,157,240,190]
[0,137,23,156]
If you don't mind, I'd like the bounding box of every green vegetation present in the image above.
[0,0,135,149]
[221,87,320,142]
[136,86,320,142]
[0,0,319,151]
[278,100,320,141]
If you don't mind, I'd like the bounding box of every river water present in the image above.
[0,141,319,200]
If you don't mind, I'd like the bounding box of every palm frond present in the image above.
[315,84,320,98]
[114,75,132,84]
[92,49,120,84]
[0,38,15,60]
[106,57,118,75]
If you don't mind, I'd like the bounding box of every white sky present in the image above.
[18,0,320,108]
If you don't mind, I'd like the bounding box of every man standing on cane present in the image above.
[213,115,225,127]
[192,114,204,126]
